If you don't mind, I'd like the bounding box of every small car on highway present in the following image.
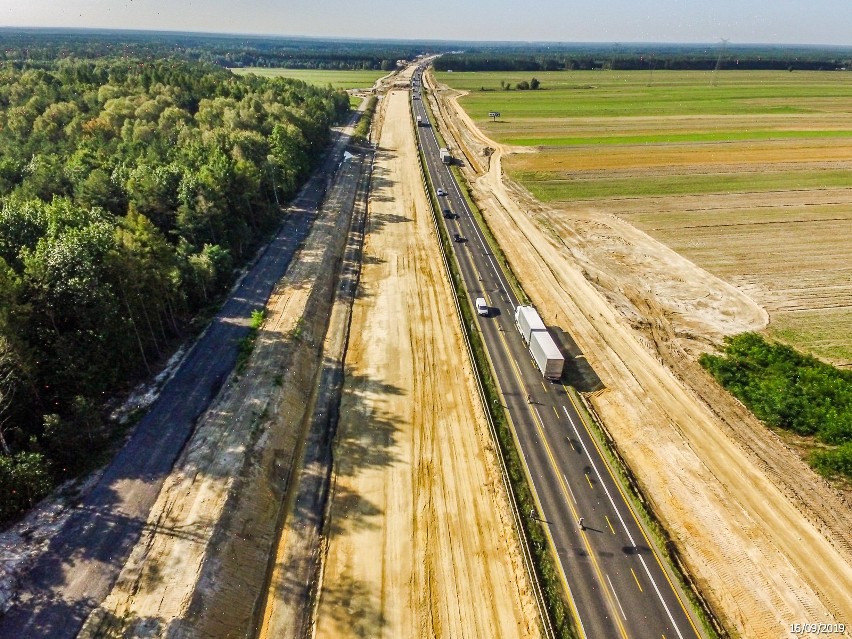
[436,187,447,196]
[475,297,489,316]
[452,232,467,243]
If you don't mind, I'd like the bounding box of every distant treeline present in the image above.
[434,43,852,72]
[6,31,852,74]
[0,56,349,521]
[700,333,852,479]
[0,29,442,71]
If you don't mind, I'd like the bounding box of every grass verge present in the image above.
[450,164,530,306]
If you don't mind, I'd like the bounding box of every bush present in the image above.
[701,333,852,477]
[0,452,52,521]
[352,96,378,141]
[811,442,852,477]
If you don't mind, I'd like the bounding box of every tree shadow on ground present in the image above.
[317,366,403,544]
[316,572,386,638]
[365,152,398,204]
[0,486,191,639]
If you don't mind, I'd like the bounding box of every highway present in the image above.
[411,68,703,639]
[0,111,364,639]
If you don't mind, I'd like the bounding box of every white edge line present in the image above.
[563,405,686,639]
[607,573,628,621]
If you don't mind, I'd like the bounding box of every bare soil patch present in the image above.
[313,87,540,639]
[431,74,852,638]
[508,140,852,171]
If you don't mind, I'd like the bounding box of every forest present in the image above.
[0,29,440,71]
[0,56,350,521]
[700,334,852,478]
[433,43,852,72]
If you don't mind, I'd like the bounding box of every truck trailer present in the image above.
[439,147,452,164]
[515,305,546,345]
[529,330,564,381]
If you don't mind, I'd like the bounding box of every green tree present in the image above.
[0,452,52,519]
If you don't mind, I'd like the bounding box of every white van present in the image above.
[475,297,488,316]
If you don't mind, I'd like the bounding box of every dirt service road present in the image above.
[313,87,541,639]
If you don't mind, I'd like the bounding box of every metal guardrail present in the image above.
[409,97,556,639]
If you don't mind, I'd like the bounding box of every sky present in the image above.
[1,0,851,46]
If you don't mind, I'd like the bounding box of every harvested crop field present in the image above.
[440,70,852,364]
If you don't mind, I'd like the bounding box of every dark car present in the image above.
[453,232,466,243]
[443,209,457,219]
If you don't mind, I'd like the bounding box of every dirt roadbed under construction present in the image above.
[312,86,541,639]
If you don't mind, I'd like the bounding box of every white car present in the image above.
[475,297,489,316]
[436,187,447,196]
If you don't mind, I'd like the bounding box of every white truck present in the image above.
[416,115,423,126]
[515,305,546,345]
[439,147,452,164]
[515,305,564,380]
[529,331,564,381]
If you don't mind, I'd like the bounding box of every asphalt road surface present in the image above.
[0,112,362,639]
[412,68,703,639]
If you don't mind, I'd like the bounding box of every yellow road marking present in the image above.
[553,405,560,419]
[492,328,589,638]
[631,568,644,592]
[527,403,629,639]
[540,380,548,393]
[586,473,594,489]
[605,515,616,535]
[564,392,701,638]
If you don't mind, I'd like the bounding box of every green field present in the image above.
[516,168,852,201]
[503,129,852,147]
[231,68,385,90]
[438,70,852,124]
